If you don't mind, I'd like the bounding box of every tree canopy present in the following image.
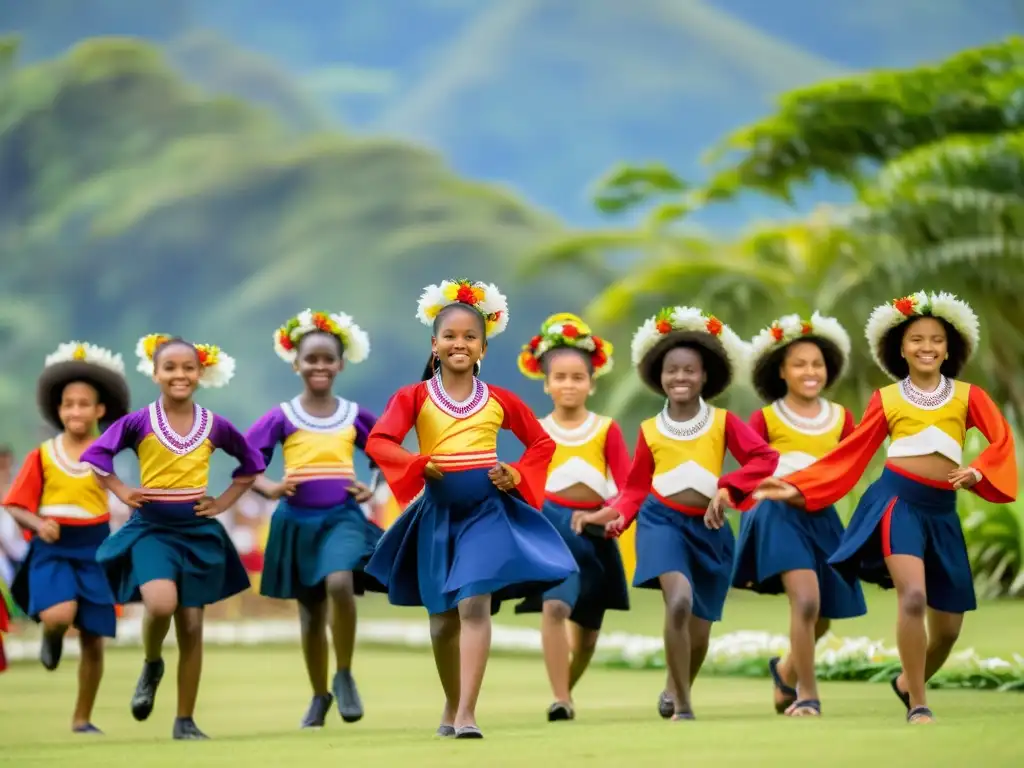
[524,36,1024,436]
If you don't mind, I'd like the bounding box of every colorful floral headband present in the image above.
[518,312,614,379]
[749,312,851,375]
[135,334,235,388]
[864,291,979,379]
[273,309,370,365]
[45,341,125,375]
[417,279,509,338]
[631,305,746,374]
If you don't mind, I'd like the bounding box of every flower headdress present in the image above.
[748,312,851,402]
[38,341,131,431]
[518,312,614,379]
[44,342,126,376]
[273,309,370,365]
[416,279,509,338]
[136,334,236,388]
[864,291,979,380]
[631,306,746,399]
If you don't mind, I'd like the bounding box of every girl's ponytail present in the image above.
[421,353,437,381]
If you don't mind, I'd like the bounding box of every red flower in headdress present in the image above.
[770,325,784,342]
[456,284,479,304]
[562,324,580,338]
[801,322,813,335]
[656,320,673,334]
[278,330,294,350]
[520,352,541,373]
[893,296,916,316]
[529,335,542,350]
[706,316,723,335]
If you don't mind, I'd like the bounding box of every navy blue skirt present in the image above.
[732,499,866,620]
[633,496,734,622]
[11,524,117,638]
[261,498,386,601]
[365,468,578,616]
[514,499,630,630]
[829,465,975,614]
[96,501,250,607]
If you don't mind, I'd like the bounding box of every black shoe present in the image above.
[300,693,334,729]
[131,659,165,721]
[40,632,64,671]
[547,701,575,721]
[657,691,674,719]
[172,717,209,740]
[332,670,364,723]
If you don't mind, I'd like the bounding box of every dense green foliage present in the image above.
[527,37,1024,596]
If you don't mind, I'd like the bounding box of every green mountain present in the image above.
[0,37,591,457]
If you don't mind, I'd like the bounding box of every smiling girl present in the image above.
[2,342,130,731]
[512,313,630,721]
[731,314,866,717]
[246,310,384,729]
[364,280,576,739]
[601,306,779,720]
[755,292,1016,724]
[81,335,265,739]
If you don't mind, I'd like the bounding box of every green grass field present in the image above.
[3,588,1024,766]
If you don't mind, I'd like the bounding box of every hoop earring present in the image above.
[432,353,440,374]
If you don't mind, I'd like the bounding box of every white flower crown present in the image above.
[749,312,851,379]
[45,341,126,375]
[864,291,979,379]
[273,309,370,365]
[135,334,236,389]
[417,279,509,338]
[631,305,746,375]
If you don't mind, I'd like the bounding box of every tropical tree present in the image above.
[523,37,1024,434]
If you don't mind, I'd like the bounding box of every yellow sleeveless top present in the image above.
[762,400,846,477]
[39,438,109,521]
[879,378,969,463]
[541,414,617,498]
[640,403,726,499]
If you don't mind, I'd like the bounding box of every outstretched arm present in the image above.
[965,385,1018,504]
[758,391,889,510]
[610,428,655,528]
[721,412,780,510]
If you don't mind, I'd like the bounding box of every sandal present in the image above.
[769,657,798,714]
[786,699,821,717]
[671,711,695,721]
[890,675,911,711]
[907,705,934,724]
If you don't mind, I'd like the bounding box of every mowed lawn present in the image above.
[2,588,1024,766]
